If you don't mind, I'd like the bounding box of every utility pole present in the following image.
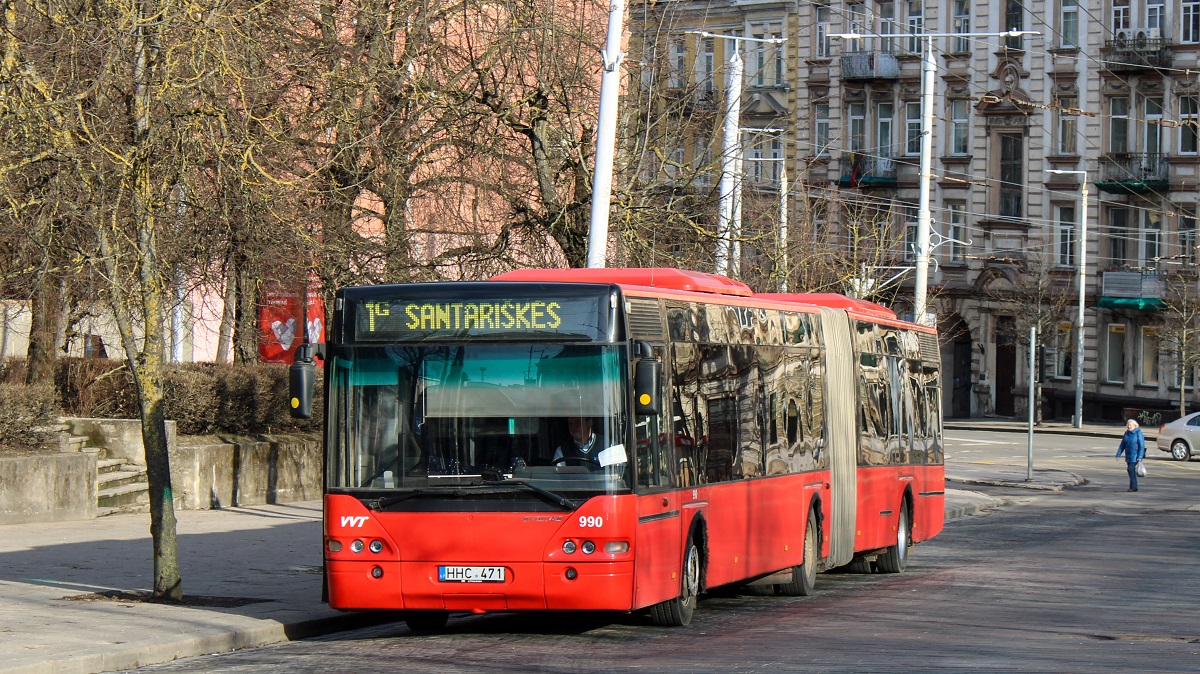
[830,29,1038,325]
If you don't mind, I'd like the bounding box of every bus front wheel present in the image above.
[650,532,701,626]
[876,504,910,574]
[777,510,818,596]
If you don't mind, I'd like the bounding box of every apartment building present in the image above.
[631,0,1200,421]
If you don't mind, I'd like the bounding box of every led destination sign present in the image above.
[348,292,609,342]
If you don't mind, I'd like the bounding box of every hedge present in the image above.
[1,357,323,438]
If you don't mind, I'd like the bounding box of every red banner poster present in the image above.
[259,274,325,364]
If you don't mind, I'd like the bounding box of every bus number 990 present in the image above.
[579,516,603,528]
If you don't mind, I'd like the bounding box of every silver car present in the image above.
[1156,411,1200,461]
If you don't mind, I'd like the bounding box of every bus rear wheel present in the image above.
[405,610,449,632]
[650,532,701,626]
[876,504,910,574]
[777,510,818,596]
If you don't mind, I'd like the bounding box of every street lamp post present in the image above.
[1049,169,1089,428]
[830,30,1037,326]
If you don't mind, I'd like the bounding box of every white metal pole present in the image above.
[716,42,743,276]
[585,0,625,269]
[1075,182,1088,427]
[779,161,789,292]
[1028,325,1036,481]
[914,36,935,326]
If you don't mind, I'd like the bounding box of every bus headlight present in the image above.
[604,541,630,554]
[581,541,595,555]
[369,539,384,553]
[327,540,343,553]
[562,540,577,554]
[350,539,365,553]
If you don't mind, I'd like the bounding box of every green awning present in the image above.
[1097,297,1165,310]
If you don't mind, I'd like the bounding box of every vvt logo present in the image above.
[340,515,369,528]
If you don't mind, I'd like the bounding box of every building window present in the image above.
[1181,206,1197,263]
[1185,0,1200,44]
[947,202,966,262]
[877,103,895,159]
[814,103,831,156]
[1109,207,1130,267]
[906,1,924,55]
[878,1,898,53]
[1107,323,1126,383]
[1181,96,1199,155]
[950,99,970,155]
[999,134,1023,219]
[1141,327,1160,386]
[668,38,686,89]
[694,139,713,185]
[1110,97,1129,153]
[952,0,970,53]
[1143,210,1162,264]
[849,103,866,153]
[1005,0,1024,49]
[906,102,922,155]
[1054,322,1075,378]
[1145,97,1163,156]
[1060,0,1079,48]
[751,26,784,87]
[1113,0,1131,34]
[770,135,783,184]
[1147,0,1164,33]
[1057,96,1078,155]
[1056,203,1076,266]
[904,204,919,260]
[816,6,831,58]
[749,133,766,185]
[697,38,714,93]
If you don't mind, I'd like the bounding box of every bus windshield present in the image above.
[326,343,630,503]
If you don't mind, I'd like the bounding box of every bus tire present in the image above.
[778,510,818,596]
[876,503,910,574]
[650,531,701,626]
[405,610,449,632]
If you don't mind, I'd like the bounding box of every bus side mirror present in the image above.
[289,345,318,419]
[634,355,661,416]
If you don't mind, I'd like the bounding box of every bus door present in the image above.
[633,345,683,609]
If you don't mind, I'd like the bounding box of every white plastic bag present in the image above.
[1136,460,1147,477]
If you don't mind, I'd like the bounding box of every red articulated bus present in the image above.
[289,268,944,631]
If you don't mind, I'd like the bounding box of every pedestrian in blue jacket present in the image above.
[1116,418,1146,492]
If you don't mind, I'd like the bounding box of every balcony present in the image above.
[1096,153,1168,194]
[1098,270,1165,310]
[839,51,900,81]
[837,154,898,188]
[1100,32,1174,72]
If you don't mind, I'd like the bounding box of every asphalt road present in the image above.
[135,430,1200,673]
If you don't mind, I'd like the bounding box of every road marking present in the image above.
[944,436,1014,445]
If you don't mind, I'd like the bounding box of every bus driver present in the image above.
[553,417,601,466]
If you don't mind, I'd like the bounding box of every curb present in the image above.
[946,472,1087,492]
[0,613,399,674]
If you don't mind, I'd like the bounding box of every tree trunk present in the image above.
[132,0,180,601]
[25,273,63,385]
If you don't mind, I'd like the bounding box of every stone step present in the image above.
[97,458,126,475]
[97,503,150,517]
[97,481,150,510]
[97,469,147,491]
[64,435,91,452]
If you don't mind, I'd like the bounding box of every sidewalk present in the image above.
[0,427,1077,674]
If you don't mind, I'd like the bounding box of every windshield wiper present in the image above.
[479,473,579,510]
[365,488,468,511]
[364,481,578,511]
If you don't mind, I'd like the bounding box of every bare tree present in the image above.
[985,247,1077,424]
[1156,266,1200,417]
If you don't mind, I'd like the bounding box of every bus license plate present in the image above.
[438,566,506,583]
